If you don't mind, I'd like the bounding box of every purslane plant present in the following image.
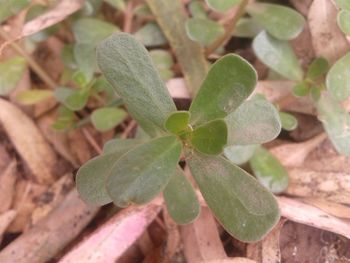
[76,32,282,242]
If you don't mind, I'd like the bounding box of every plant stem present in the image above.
[205,0,249,55]
[0,27,57,89]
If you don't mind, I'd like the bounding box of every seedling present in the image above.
[77,32,282,242]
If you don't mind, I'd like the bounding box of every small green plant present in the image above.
[76,32,282,242]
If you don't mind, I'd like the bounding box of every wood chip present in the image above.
[0,210,17,243]
[0,160,17,213]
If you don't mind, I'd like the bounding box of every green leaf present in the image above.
[326,52,350,101]
[189,0,207,19]
[104,0,126,11]
[233,18,262,38]
[317,93,350,155]
[73,18,119,45]
[247,3,305,40]
[106,136,182,207]
[205,0,240,12]
[191,119,228,155]
[51,106,75,131]
[96,33,177,137]
[307,57,329,80]
[338,10,350,36]
[15,89,53,105]
[61,44,77,70]
[0,0,29,23]
[103,138,145,154]
[292,82,310,97]
[164,168,200,224]
[54,87,89,111]
[134,22,167,47]
[224,144,258,165]
[91,107,127,132]
[76,139,142,205]
[188,153,280,242]
[73,43,96,82]
[310,86,321,102]
[279,112,298,131]
[134,3,152,16]
[185,18,224,46]
[150,49,174,80]
[335,0,350,11]
[226,96,281,145]
[0,56,26,95]
[249,146,289,194]
[190,54,257,125]
[165,111,191,135]
[253,31,303,82]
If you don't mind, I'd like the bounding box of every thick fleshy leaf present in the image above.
[292,82,310,97]
[247,3,305,40]
[253,31,303,82]
[165,111,191,135]
[104,0,126,11]
[103,138,145,154]
[61,44,77,70]
[134,22,167,47]
[97,33,177,137]
[0,0,29,23]
[185,18,224,46]
[164,168,200,224]
[73,18,119,45]
[225,96,281,145]
[335,0,350,11]
[279,112,298,131]
[190,54,257,125]
[249,146,289,194]
[188,153,280,242]
[205,0,240,12]
[326,52,350,101]
[317,93,350,155]
[233,18,262,38]
[191,119,227,155]
[91,107,127,132]
[338,10,350,36]
[54,86,89,111]
[106,136,182,207]
[74,43,95,82]
[76,139,143,205]
[189,0,207,18]
[149,49,174,80]
[15,89,53,105]
[224,144,258,165]
[0,57,26,95]
[306,57,329,80]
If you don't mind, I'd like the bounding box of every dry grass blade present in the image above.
[261,220,286,263]
[0,160,17,213]
[0,210,17,241]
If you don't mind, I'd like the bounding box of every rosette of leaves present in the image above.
[76,32,282,242]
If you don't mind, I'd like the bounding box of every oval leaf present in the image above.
[247,3,305,40]
[76,139,143,205]
[253,31,303,82]
[279,112,298,131]
[326,52,350,101]
[188,153,280,242]
[15,89,53,105]
[189,0,207,19]
[91,107,127,132]
[292,82,310,97]
[249,146,289,194]
[205,0,240,12]
[191,119,228,155]
[164,168,200,224]
[106,136,182,207]
[134,22,167,47]
[190,54,257,125]
[0,57,26,95]
[185,18,224,46]
[97,33,177,137]
[306,57,329,80]
[224,144,258,165]
[74,43,96,82]
[165,111,191,135]
[233,18,263,38]
[335,0,350,11]
[338,10,350,36]
[225,96,281,145]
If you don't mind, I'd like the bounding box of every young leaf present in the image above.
[104,0,126,11]
[205,0,240,12]
[188,153,280,242]
[185,18,225,46]
[191,119,228,155]
[164,168,200,224]
[189,0,207,19]
[106,136,182,207]
[54,87,89,111]
[335,0,350,11]
[97,33,177,137]
[0,0,29,23]
[253,31,303,82]
[0,57,26,95]
[225,96,281,145]
[338,10,350,36]
[249,146,289,194]
[91,107,127,132]
[76,139,143,205]
[326,52,350,101]
[134,22,167,47]
[190,54,257,125]
[292,82,310,97]
[74,43,96,82]
[317,93,350,156]
[307,57,329,80]
[233,18,263,38]
[247,3,305,40]
[165,111,191,135]
[73,18,119,45]
[279,112,298,131]
[224,144,258,165]
[15,89,53,105]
